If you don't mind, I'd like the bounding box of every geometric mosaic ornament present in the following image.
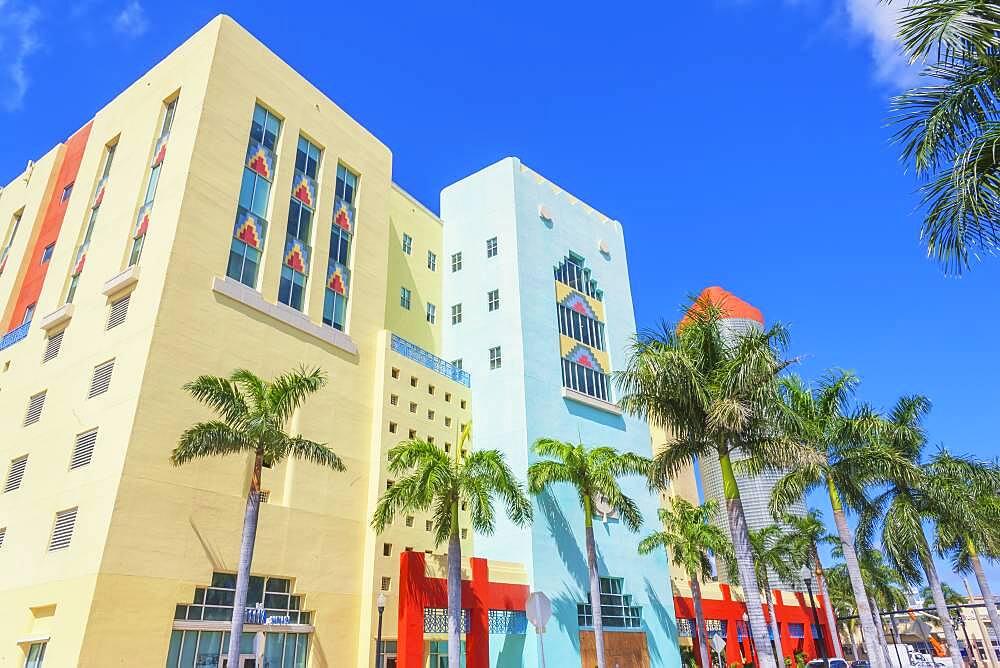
[92,177,108,209]
[245,140,275,181]
[332,197,355,233]
[291,170,317,208]
[564,343,605,374]
[559,291,598,321]
[134,204,152,239]
[233,209,266,250]
[283,237,310,274]
[151,135,168,168]
[326,261,350,297]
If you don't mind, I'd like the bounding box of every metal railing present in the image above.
[0,321,30,352]
[390,333,470,387]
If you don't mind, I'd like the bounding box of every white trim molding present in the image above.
[38,304,73,331]
[102,265,140,296]
[561,387,623,415]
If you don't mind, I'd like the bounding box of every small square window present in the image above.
[383,543,392,556]
[61,183,74,202]
[427,250,436,271]
[389,422,397,434]
[461,529,468,539]
[426,303,436,324]
[427,410,435,420]
[445,417,452,427]
[428,435,435,444]
[489,346,502,370]
[451,303,462,325]
[425,520,433,532]
[487,289,500,312]
[452,359,463,370]
[391,367,400,379]
[405,546,413,551]
[428,385,435,395]
[409,402,417,413]
[461,501,467,511]
[445,392,452,402]
[405,516,414,527]
[486,236,497,258]
[445,443,452,453]
[381,577,392,591]
[390,394,399,406]
[402,233,412,255]
[451,252,462,272]
[386,480,394,490]
[411,376,418,388]
[408,429,417,439]
[460,399,467,409]
[41,244,54,264]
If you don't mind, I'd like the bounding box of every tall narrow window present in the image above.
[451,304,462,325]
[486,237,498,258]
[0,209,22,277]
[402,233,412,255]
[323,164,359,331]
[426,303,436,324]
[489,346,502,370]
[451,252,462,272]
[130,96,177,267]
[487,289,500,312]
[67,143,117,303]
[427,250,436,271]
[229,103,282,288]
[278,137,320,311]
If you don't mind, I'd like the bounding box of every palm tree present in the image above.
[926,449,1000,651]
[825,564,861,661]
[769,370,914,668]
[857,548,911,663]
[748,524,801,666]
[921,583,965,609]
[527,438,649,668]
[785,510,844,657]
[639,497,735,668]
[371,423,532,668]
[617,296,796,668]
[858,396,965,668]
[172,367,345,668]
[888,0,1000,273]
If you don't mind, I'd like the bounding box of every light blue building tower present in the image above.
[440,158,680,668]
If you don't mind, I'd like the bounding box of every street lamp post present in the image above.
[375,592,386,668]
[953,609,976,668]
[801,565,830,668]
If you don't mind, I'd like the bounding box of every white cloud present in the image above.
[0,0,41,111]
[114,0,148,38]
[843,0,921,88]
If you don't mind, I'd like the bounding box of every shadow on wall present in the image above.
[493,632,526,668]
[553,588,583,653]
[644,577,679,665]
[564,398,627,431]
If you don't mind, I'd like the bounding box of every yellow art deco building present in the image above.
[0,15,471,668]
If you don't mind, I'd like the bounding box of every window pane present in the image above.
[251,177,271,217]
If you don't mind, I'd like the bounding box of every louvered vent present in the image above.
[70,429,97,470]
[88,360,115,398]
[4,456,27,493]
[106,294,130,330]
[49,508,78,551]
[0,527,6,549]
[43,330,64,363]
[23,392,45,426]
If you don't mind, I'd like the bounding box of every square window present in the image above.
[445,417,452,427]
[445,443,451,453]
[408,429,417,439]
[489,346,502,370]
[452,360,462,370]
[405,516,414,527]
[461,501,467,511]
[427,410,435,420]
[427,250,436,271]
[425,520,433,531]
[426,303,436,324]
[400,287,411,310]
[451,252,462,272]
[486,237,497,258]
[391,367,400,379]
[61,183,74,202]
[461,529,468,539]
[451,303,462,325]
[386,480,394,490]
[427,435,435,444]
[41,244,54,264]
[487,289,500,312]
[402,233,412,255]
[383,543,392,556]
[381,577,391,591]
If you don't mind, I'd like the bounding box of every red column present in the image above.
[466,558,490,668]
[398,551,427,668]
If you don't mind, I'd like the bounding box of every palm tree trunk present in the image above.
[691,575,713,668]
[917,543,964,668]
[814,550,844,657]
[871,599,895,668]
[828,479,885,668]
[968,537,1000,664]
[448,501,462,668]
[584,504,607,668]
[765,581,786,666]
[719,452,778,668]
[847,624,859,663]
[227,450,263,668]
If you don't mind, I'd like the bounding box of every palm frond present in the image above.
[266,365,327,423]
[286,436,345,471]
[172,421,250,464]
[182,375,249,425]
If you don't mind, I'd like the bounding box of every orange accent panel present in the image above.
[680,285,764,330]
[7,122,93,329]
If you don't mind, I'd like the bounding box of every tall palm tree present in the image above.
[926,449,1000,651]
[748,524,802,666]
[172,367,345,668]
[825,564,861,661]
[617,296,797,668]
[371,423,531,668]
[639,497,735,668]
[785,510,844,657]
[888,0,1000,273]
[527,438,649,668]
[769,370,914,668]
[858,396,965,668]
[858,548,911,662]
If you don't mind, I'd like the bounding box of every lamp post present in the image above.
[375,592,386,668]
[801,564,830,668]
[952,609,975,668]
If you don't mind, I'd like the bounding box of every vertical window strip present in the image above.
[228,104,282,288]
[67,143,118,303]
[129,98,177,267]
[0,209,23,277]
[323,164,359,331]
[278,137,320,311]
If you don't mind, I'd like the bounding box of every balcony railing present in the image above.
[390,334,470,387]
[0,321,30,352]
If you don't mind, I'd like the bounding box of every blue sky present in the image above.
[2,0,997,594]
